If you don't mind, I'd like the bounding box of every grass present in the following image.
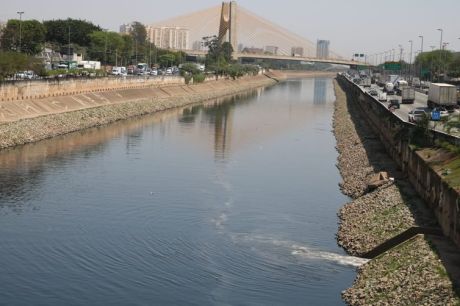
[443,157,460,189]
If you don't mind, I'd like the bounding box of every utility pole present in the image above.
[17,11,24,52]
[68,24,71,70]
[437,28,443,81]
[419,35,424,79]
[104,29,108,67]
[409,40,413,82]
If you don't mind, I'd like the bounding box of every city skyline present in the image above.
[1,0,460,58]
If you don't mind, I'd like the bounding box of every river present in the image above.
[0,77,366,305]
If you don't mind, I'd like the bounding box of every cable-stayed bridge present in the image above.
[149,1,363,66]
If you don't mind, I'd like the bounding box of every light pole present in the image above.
[437,28,443,80]
[409,40,413,82]
[104,29,108,66]
[419,35,424,79]
[17,11,24,52]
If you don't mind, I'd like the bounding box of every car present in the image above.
[388,99,400,110]
[368,89,378,96]
[408,109,427,123]
[431,107,449,121]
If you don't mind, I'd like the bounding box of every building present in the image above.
[147,26,189,50]
[316,40,330,59]
[119,23,134,35]
[291,46,304,57]
[192,40,205,51]
[265,45,279,55]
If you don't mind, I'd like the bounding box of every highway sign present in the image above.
[384,63,401,71]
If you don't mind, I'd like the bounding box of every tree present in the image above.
[88,31,125,65]
[43,19,101,48]
[130,22,147,46]
[1,19,46,54]
[159,53,175,68]
[414,50,454,81]
[202,36,234,70]
[0,51,44,80]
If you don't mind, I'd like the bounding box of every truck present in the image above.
[378,92,387,102]
[362,77,371,87]
[411,77,421,88]
[401,87,415,104]
[427,83,457,109]
[384,82,395,95]
[395,80,408,95]
[385,74,399,84]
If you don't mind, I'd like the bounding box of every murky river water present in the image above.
[0,78,366,305]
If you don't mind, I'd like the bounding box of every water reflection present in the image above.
[314,78,327,105]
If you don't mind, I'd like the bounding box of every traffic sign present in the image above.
[431,111,441,121]
[384,62,401,71]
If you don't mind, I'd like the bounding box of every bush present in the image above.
[193,74,205,84]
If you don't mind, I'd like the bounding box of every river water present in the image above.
[0,78,366,305]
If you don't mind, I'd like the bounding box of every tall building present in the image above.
[147,26,189,50]
[291,46,304,57]
[265,45,279,55]
[316,40,330,59]
[119,23,134,35]
[192,40,205,51]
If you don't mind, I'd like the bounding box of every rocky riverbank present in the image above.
[333,79,460,305]
[0,75,276,150]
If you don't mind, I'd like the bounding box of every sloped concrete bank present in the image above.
[0,75,276,150]
[333,79,460,305]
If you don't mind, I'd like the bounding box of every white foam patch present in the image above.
[291,245,369,267]
[230,234,369,267]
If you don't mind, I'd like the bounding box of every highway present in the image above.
[355,83,460,136]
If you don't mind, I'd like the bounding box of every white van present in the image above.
[112,67,127,76]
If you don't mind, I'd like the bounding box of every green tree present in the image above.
[43,19,101,48]
[159,53,175,67]
[0,51,44,80]
[88,31,125,65]
[414,50,454,81]
[1,19,46,54]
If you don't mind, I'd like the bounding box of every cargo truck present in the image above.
[401,87,415,104]
[384,82,394,95]
[427,83,457,110]
[362,77,371,87]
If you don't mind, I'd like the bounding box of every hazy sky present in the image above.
[2,0,460,59]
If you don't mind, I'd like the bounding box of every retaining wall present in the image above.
[337,74,460,247]
[0,76,186,102]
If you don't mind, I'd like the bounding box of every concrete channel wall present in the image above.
[337,74,460,248]
[0,76,186,102]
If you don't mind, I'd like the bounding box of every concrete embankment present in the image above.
[0,75,276,150]
[333,79,459,305]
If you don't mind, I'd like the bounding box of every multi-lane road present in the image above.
[354,82,460,136]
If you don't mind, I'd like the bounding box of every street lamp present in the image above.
[437,28,443,80]
[17,11,24,52]
[409,40,413,81]
[418,35,424,79]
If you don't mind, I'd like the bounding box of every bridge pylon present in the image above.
[218,1,238,56]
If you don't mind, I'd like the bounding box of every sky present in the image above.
[2,0,460,60]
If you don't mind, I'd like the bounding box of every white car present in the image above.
[408,109,427,123]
